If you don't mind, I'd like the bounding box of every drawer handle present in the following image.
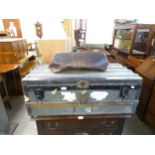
[102,121,106,125]
[111,121,115,124]
[102,121,115,125]
[47,122,59,129]
[105,125,112,127]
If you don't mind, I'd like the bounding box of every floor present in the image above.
[7,96,155,135]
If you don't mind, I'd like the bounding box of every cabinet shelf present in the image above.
[110,24,155,69]
[112,24,155,56]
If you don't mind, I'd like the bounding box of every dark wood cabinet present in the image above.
[110,24,155,69]
[112,24,155,56]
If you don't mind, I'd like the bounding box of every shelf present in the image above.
[113,24,155,57]
[114,36,131,40]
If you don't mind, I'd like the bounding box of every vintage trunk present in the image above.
[22,63,142,135]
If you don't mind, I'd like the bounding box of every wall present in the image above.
[0,22,3,30]
[0,18,66,42]
[0,0,155,44]
[1,18,155,45]
[20,18,66,42]
[38,40,67,64]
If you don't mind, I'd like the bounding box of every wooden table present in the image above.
[0,64,23,96]
[0,64,19,73]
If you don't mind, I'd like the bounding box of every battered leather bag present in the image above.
[49,51,109,73]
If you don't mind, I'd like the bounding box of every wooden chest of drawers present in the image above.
[144,84,155,129]
[136,57,155,120]
[35,115,126,135]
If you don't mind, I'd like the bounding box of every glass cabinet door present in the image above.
[133,29,149,53]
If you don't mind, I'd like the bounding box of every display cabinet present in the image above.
[112,24,155,57]
[109,24,155,69]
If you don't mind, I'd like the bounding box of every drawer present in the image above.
[36,118,124,135]
[39,120,94,130]
[38,118,123,130]
[37,118,124,133]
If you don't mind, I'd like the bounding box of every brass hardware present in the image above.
[47,122,59,129]
[77,80,89,89]
[111,121,115,124]
[102,121,106,125]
